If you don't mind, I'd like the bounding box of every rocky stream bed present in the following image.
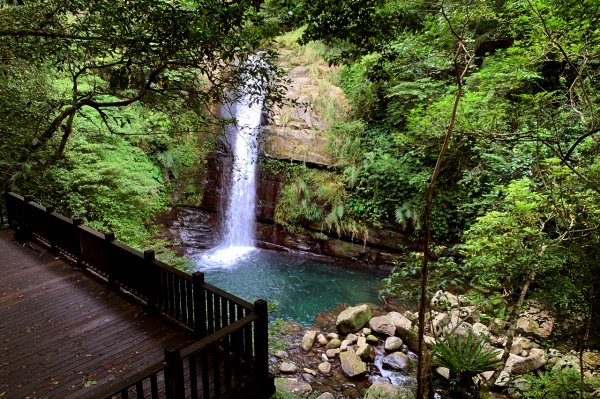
[269,292,600,399]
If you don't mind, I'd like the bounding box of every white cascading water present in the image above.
[200,68,264,267]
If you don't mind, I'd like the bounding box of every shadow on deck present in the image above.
[0,193,275,399]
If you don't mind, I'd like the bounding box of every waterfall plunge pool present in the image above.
[194,248,382,327]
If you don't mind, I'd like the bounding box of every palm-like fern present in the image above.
[431,330,502,397]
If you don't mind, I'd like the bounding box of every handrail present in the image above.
[3,192,256,332]
[0,191,6,229]
[181,313,258,358]
[85,360,167,398]
[4,192,274,399]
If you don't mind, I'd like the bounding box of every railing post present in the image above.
[193,272,207,339]
[0,192,5,228]
[105,232,117,289]
[164,348,185,399]
[144,250,157,311]
[14,195,32,242]
[253,299,269,381]
[45,206,57,253]
[72,217,83,266]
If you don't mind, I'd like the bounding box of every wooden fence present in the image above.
[4,192,274,399]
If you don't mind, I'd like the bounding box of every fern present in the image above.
[432,330,501,396]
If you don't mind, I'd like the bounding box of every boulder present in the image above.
[362,327,372,335]
[369,315,396,336]
[511,336,533,354]
[384,336,403,352]
[274,350,289,359]
[424,336,436,348]
[432,313,450,337]
[365,381,415,399]
[494,371,511,387]
[337,304,372,334]
[326,348,340,358]
[489,318,507,335]
[454,322,473,338]
[382,352,411,371]
[303,368,317,376]
[404,310,418,322]
[340,348,367,378]
[450,306,479,325]
[275,377,312,398]
[431,290,459,310]
[357,344,375,362]
[435,367,450,380]
[552,353,581,372]
[317,333,328,346]
[516,300,554,339]
[318,362,332,375]
[346,333,358,343]
[302,330,318,351]
[326,338,342,349]
[472,322,490,338]
[388,311,412,333]
[280,362,299,374]
[504,352,547,374]
[357,336,367,347]
[366,335,379,344]
[583,351,600,370]
[317,393,335,399]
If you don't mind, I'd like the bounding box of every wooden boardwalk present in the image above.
[0,229,194,399]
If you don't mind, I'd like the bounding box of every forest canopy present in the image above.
[0,0,282,246]
[263,0,600,369]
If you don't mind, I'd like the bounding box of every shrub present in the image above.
[431,330,501,398]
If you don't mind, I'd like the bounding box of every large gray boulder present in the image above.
[302,330,318,351]
[336,304,372,334]
[432,313,450,336]
[275,377,313,398]
[280,361,299,374]
[365,381,415,399]
[382,352,411,371]
[388,311,412,334]
[340,348,368,378]
[431,290,459,310]
[384,336,403,352]
[504,351,547,374]
[357,344,375,362]
[369,315,396,336]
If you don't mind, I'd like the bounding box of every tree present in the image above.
[0,0,283,189]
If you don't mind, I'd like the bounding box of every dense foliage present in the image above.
[265,1,600,395]
[267,0,600,338]
[0,0,281,248]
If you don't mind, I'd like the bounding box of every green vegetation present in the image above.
[432,331,501,398]
[3,1,600,396]
[520,368,600,399]
[263,0,600,397]
[0,0,282,250]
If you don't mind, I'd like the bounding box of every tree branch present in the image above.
[0,29,107,42]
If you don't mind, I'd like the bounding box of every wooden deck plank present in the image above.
[0,229,194,399]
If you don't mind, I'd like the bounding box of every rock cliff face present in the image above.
[166,52,412,268]
[260,65,335,166]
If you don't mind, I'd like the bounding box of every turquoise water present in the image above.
[194,248,381,326]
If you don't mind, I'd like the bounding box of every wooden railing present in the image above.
[4,192,274,399]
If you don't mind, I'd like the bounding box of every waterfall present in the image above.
[222,89,263,247]
[199,65,264,267]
